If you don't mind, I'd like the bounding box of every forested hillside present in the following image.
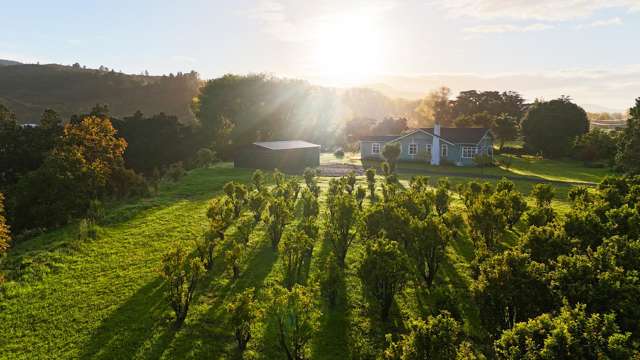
[0,64,200,123]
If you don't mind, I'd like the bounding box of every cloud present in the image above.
[576,16,623,29]
[439,0,640,21]
[464,23,554,33]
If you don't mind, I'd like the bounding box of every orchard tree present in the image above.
[265,284,320,360]
[530,183,554,208]
[495,304,636,359]
[319,255,344,308]
[473,249,554,335]
[358,237,409,320]
[199,196,234,269]
[224,182,248,219]
[226,288,259,353]
[467,196,508,250]
[266,198,291,249]
[160,246,205,327]
[302,167,320,197]
[519,223,571,263]
[407,215,453,289]
[365,168,377,201]
[252,169,265,192]
[326,193,358,268]
[616,98,640,174]
[382,142,401,173]
[0,192,10,255]
[279,228,314,289]
[573,129,617,164]
[521,97,589,158]
[247,191,266,224]
[385,313,464,360]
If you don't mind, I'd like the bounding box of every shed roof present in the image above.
[253,140,320,150]
[419,127,491,144]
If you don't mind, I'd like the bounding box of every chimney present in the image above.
[431,122,441,165]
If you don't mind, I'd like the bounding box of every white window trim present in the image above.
[462,145,478,159]
[408,143,418,155]
[441,144,448,157]
[426,144,432,153]
[372,143,380,154]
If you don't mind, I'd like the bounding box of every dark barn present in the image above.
[234,140,320,172]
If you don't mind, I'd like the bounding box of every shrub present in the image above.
[160,246,205,327]
[385,312,463,360]
[358,237,409,320]
[252,170,265,192]
[355,186,366,210]
[195,147,217,168]
[166,161,186,182]
[303,167,320,197]
[333,149,345,158]
[247,191,266,224]
[265,284,320,360]
[226,288,259,353]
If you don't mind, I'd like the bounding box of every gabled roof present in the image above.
[253,140,320,150]
[359,135,402,142]
[419,127,491,144]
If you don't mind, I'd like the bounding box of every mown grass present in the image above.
[0,166,578,359]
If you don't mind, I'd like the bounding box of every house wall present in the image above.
[359,131,494,166]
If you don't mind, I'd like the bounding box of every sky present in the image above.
[1,0,640,111]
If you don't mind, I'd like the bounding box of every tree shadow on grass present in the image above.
[163,239,279,359]
[79,277,177,360]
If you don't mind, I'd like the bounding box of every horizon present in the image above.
[2,1,640,111]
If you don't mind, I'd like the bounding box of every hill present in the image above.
[0,59,22,66]
[0,63,200,123]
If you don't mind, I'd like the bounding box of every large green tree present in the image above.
[521,97,589,158]
[616,98,640,173]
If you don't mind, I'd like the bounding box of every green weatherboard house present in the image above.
[359,124,494,166]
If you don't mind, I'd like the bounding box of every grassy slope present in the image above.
[0,166,575,359]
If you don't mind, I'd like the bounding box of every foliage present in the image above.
[522,206,556,228]
[265,197,291,249]
[530,183,554,208]
[235,214,254,246]
[247,191,266,224]
[473,249,554,335]
[467,195,508,250]
[521,97,589,158]
[264,284,320,360]
[0,192,10,255]
[358,237,409,320]
[319,255,344,308]
[302,167,320,197]
[225,239,244,280]
[226,288,259,353]
[224,181,248,219]
[382,143,401,173]
[572,128,617,164]
[385,312,463,360]
[160,246,205,327]
[407,215,452,289]
[365,167,377,201]
[195,147,217,168]
[616,98,640,174]
[495,304,636,360]
[166,161,186,182]
[492,114,519,150]
[519,223,571,263]
[326,193,359,268]
[279,228,314,289]
[252,169,265,192]
[333,149,345,158]
[199,196,233,269]
[415,86,454,127]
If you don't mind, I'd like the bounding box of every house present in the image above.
[234,140,320,172]
[359,124,493,166]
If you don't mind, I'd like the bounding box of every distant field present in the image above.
[0,165,576,359]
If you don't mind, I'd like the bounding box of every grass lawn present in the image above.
[0,166,574,359]
[321,152,612,185]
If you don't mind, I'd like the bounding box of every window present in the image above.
[462,146,478,159]
[408,143,417,155]
[426,144,432,153]
[441,144,448,157]
[372,143,380,154]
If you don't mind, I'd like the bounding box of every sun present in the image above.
[311,15,386,86]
